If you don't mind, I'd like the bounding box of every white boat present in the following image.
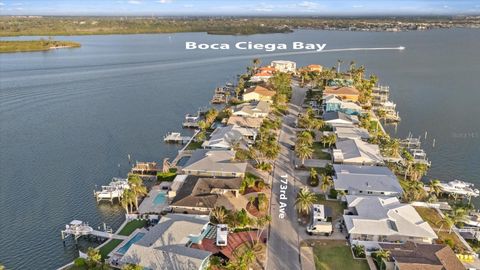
[94,177,129,202]
[438,180,480,197]
[465,213,480,227]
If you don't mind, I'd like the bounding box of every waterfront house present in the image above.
[333,138,384,165]
[343,195,437,249]
[305,64,323,73]
[231,100,270,118]
[379,242,465,270]
[119,214,212,270]
[322,111,359,127]
[322,95,363,115]
[226,116,263,129]
[332,164,403,197]
[250,67,275,82]
[242,85,276,103]
[271,60,296,73]
[333,126,370,141]
[181,149,247,178]
[326,78,354,87]
[170,176,243,214]
[202,125,257,150]
[323,86,359,102]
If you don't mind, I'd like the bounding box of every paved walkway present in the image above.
[300,246,316,270]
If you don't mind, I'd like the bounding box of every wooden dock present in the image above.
[164,132,191,144]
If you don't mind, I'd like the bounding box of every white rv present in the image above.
[216,224,228,246]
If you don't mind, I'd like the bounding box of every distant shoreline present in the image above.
[1,16,478,37]
[0,40,81,53]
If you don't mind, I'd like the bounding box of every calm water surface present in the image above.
[1,29,479,269]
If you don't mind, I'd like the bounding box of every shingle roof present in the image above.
[182,149,247,175]
[335,138,384,164]
[121,214,212,270]
[324,86,359,96]
[333,164,402,194]
[379,242,464,270]
[244,85,276,97]
[227,116,263,128]
[343,196,437,240]
[170,176,242,208]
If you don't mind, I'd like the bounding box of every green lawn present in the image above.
[0,40,80,53]
[312,241,370,270]
[118,219,147,236]
[98,239,122,259]
[312,142,332,160]
[315,194,345,221]
[157,169,177,182]
[185,141,203,150]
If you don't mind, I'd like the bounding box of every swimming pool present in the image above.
[116,232,145,255]
[153,192,167,205]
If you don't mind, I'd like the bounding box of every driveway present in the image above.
[266,81,307,270]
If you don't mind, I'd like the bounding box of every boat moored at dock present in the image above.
[438,180,480,197]
[94,178,129,202]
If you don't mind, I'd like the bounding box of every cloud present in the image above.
[127,0,141,4]
[0,2,4,6]
[252,2,274,12]
[157,0,173,3]
[296,1,320,10]
[183,4,194,8]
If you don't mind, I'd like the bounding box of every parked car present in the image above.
[306,222,333,236]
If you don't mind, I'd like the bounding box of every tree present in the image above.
[86,247,101,268]
[309,167,318,182]
[244,175,257,189]
[295,187,317,215]
[450,207,469,228]
[208,256,223,270]
[211,206,228,224]
[254,215,271,245]
[295,141,313,166]
[269,72,292,97]
[436,215,455,234]
[252,58,260,69]
[128,174,147,210]
[320,134,336,147]
[122,264,143,270]
[121,189,136,214]
[428,179,442,197]
[336,59,343,73]
[297,130,314,145]
[352,244,365,258]
[374,250,390,270]
[257,193,268,211]
[320,174,333,193]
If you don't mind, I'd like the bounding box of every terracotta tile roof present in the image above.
[324,86,359,96]
[379,242,464,270]
[253,71,273,77]
[245,85,276,97]
[258,66,276,72]
[191,231,266,260]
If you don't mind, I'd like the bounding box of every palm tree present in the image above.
[254,215,271,245]
[320,174,333,193]
[128,175,147,210]
[121,189,136,214]
[208,256,223,270]
[211,206,228,224]
[297,130,313,145]
[244,175,256,188]
[295,141,313,166]
[336,59,343,73]
[436,215,455,234]
[86,247,101,268]
[310,168,318,181]
[450,207,469,228]
[252,58,261,69]
[374,250,391,270]
[320,134,336,148]
[429,179,442,197]
[295,187,317,215]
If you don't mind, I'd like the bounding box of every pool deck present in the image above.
[138,185,169,214]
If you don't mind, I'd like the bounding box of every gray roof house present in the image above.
[202,125,257,150]
[333,138,384,165]
[120,214,212,270]
[170,176,243,214]
[343,195,437,249]
[333,164,403,197]
[182,149,247,178]
[231,101,270,118]
[322,111,359,127]
[334,126,370,141]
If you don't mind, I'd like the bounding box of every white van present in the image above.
[306,222,333,236]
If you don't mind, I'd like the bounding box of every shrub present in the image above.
[445,239,455,249]
[74,257,86,267]
[257,181,265,190]
[328,188,338,199]
[235,149,250,161]
[256,162,272,172]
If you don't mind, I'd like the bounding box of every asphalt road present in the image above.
[266,82,307,270]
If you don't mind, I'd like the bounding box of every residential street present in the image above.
[266,81,307,270]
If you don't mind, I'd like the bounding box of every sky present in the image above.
[0,0,479,16]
